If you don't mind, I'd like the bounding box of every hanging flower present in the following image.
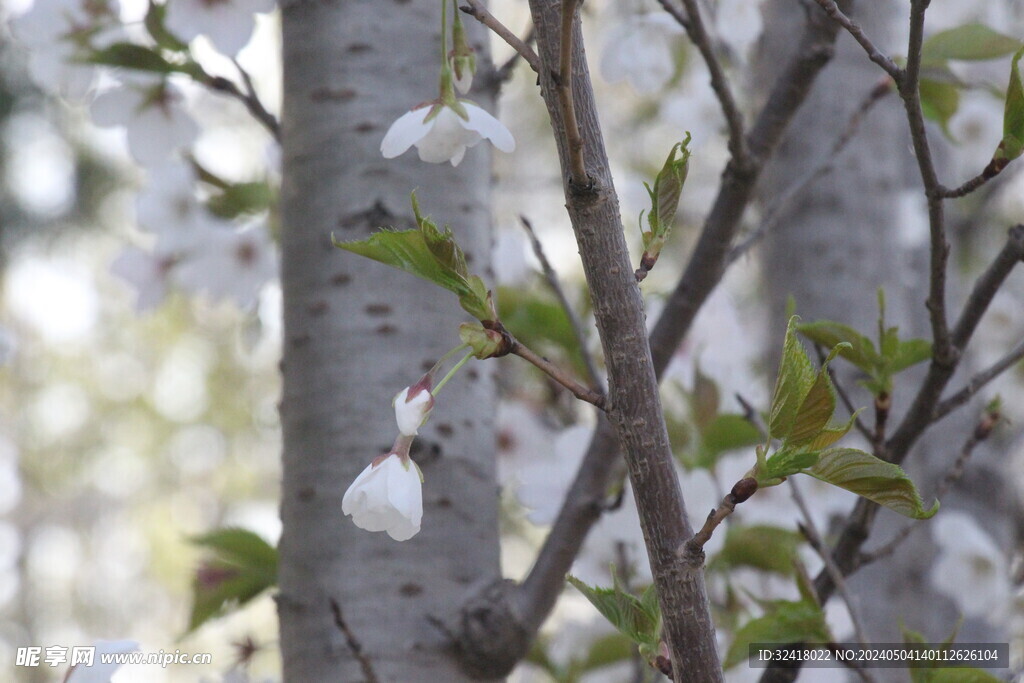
[394,384,434,436]
[342,450,423,542]
[164,0,276,56]
[381,100,515,167]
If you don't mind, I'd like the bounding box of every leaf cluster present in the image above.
[187,527,278,633]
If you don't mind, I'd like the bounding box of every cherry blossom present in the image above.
[90,81,199,165]
[600,13,682,94]
[381,101,515,167]
[394,385,434,436]
[342,452,423,542]
[164,0,277,56]
[172,219,278,308]
[929,511,1012,625]
[110,245,177,312]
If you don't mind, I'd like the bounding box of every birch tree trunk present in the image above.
[756,0,1016,671]
[276,1,501,680]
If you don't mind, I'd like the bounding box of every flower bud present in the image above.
[394,385,434,436]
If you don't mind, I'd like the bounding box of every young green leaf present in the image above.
[187,528,277,633]
[890,338,933,372]
[796,320,878,371]
[709,525,804,576]
[566,574,660,651]
[724,599,831,669]
[807,448,939,519]
[786,344,847,447]
[86,43,177,73]
[759,448,820,486]
[636,133,691,277]
[920,79,961,136]
[921,24,1022,65]
[995,46,1024,165]
[768,317,817,440]
[690,365,720,432]
[699,414,763,463]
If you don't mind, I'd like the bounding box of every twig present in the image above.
[492,26,537,85]
[329,598,379,683]
[680,478,757,561]
[656,0,746,160]
[205,64,281,142]
[520,215,604,391]
[736,392,767,437]
[933,338,1024,422]
[460,1,541,73]
[729,78,892,262]
[789,480,873,658]
[939,167,1002,199]
[510,338,606,409]
[809,0,900,79]
[557,0,587,185]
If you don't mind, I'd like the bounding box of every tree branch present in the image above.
[205,64,281,142]
[809,0,900,78]
[520,215,604,390]
[460,0,541,74]
[932,338,1024,422]
[656,0,747,160]
[680,478,758,562]
[557,0,587,185]
[510,338,606,408]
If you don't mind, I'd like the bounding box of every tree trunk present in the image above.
[276,1,501,680]
[756,0,1016,674]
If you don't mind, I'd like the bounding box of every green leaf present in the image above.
[691,365,720,432]
[761,448,819,485]
[144,2,190,52]
[576,633,635,673]
[797,320,878,371]
[86,42,176,73]
[890,338,933,372]
[187,528,277,633]
[566,574,659,649]
[786,344,847,447]
[334,224,493,322]
[700,414,763,463]
[496,286,588,376]
[768,317,817,440]
[710,525,804,576]
[996,46,1024,163]
[207,181,275,219]
[922,24,1022,64]
[724,599,831,669]
[803,411,858,450]
[920,78,961,136]
[638,133,692,273]
[806,448,939,519]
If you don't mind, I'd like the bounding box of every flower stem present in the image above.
[433,350,474,395]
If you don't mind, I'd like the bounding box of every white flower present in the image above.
[110,245,177,312]
[164,0,276,56]
[173,219,278,308]
[515,424,589,525]
[394,386,434,436]
[65,639,139,683]
[90,81,199,164]
[381,102,515,167]
[600,13,682,94]
[929,510,1011,625]
[342,453,423,541]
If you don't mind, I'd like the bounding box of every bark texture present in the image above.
[277,1,501,680]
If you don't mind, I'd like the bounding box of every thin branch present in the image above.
[933,338,1024,422]
[460,1,541,73]
[492,26,537,85]
[510,338,606,409]
[680,478,757,561]
[656,0,747,160]
[557,0,587,185]
[789,480,873,657]
[520,215,604,391]
[938,166,1002,199]
[729,78,892,263]
[329,598,379,683]
[809,0,900,79]
[205,65,281,142]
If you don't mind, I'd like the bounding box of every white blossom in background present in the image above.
[600,13,682,94]
[90,80,199,165]
[394,385,434,436]
[164,0,277,56]
[496,401,554,486]
[714,0,764,63]
[572,483,652,586]
[381,101,515,167]
[134,162,211,248]
[342,453,423,542]
[515,424,590,525]
[65,639,139,683]
[10,0,121,98]
[173,219,277,308]
[929,510,1012,625]
[110,245,177,312]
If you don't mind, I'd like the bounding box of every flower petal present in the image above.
[381,107,433,159]
[461,103,515,153]
[415,107,478,164]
